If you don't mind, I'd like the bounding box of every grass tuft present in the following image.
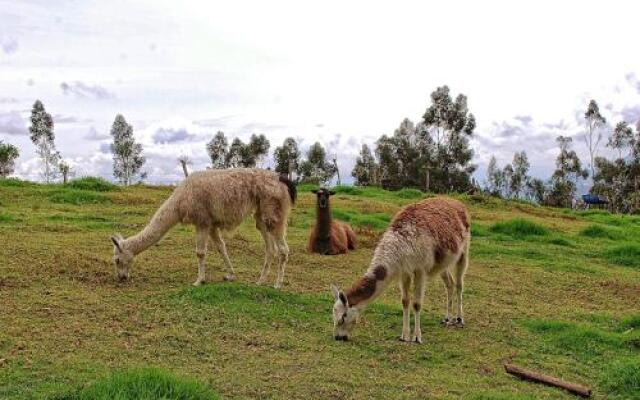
[67,176,118,192]
[332,185,364,196]
[0,177,35,187]
[489,218,548,237]
[48,189,109,205]
[52,368,219,400]
[603,244,640,268]
[547,236,572,247]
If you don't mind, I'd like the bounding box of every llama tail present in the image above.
[279,175,297,204]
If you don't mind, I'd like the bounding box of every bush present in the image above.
[489,218,549,237]
[332,185,364,196]
[603,244,640,268]
[580,224,621,240]
[395,188,424,199]
[0,177,34,187]
[67,176,117,192]
[52,368,219,400]
[48,189,109,205]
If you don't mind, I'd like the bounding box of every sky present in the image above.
[1,0,640,185]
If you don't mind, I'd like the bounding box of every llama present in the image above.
[330,197,470,343]
[110,168,296,288]
[308,188,356,255]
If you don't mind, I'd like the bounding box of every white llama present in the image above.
[330,197,470,343]
[110,168,296,288]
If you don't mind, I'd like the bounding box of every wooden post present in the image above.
[504,363,591,398]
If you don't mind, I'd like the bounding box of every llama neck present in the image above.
[345,262,395,310]
[126,199,180,255]
[316,204,332,239]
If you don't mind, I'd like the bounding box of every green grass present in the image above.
[395,188,424,199]
[599,358,640,399]
[52,368,219,400]
[0,182,638,399]
[0,177,34,187]
[48,189,109,205]
[489,218,549,237]
[0,211,15,222]
[333,208,391,230]
[67,177,118,192]
[603,244,640,268]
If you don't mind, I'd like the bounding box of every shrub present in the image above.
[67,176,117,192]
[603,244,640,268]
[580,224,621,240]
[0,212,15,222]
[395,188,424,199]
[48,189,109,205]
[0,177,34,187]
[52,368,219,400]
[489,218,548,237]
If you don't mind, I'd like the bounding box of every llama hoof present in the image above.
[441,317,451,325]
[273,282,282,289]
[192,280,205,287]
[224,274,236,282]
[399,334,411,342]
[455,317,465,328]
[412,336,423,344]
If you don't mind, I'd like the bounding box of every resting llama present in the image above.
[308,188,356,255]
[110,169,296,288]
[330,197,470,343]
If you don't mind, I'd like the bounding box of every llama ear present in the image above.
[330,284,341,300]
[110,235,123,252]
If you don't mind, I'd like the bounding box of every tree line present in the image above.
[1,91,639,213]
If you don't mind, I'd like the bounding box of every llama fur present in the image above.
[308,188,356,255]
[331,197,470,343]
[110,168,296,288]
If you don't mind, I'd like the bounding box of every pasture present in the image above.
[0,178,639,399]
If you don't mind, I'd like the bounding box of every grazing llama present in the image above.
[308,188,357,255]
[110,168,296,288]
[330,197,470,343]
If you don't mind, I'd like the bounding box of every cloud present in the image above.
[0,36,18,54]
[53,114,92,124]
[620,105,640,125]
[239,121,287,132]
[152,127,197,144]
[99,142,112,154]
[84,126,110,141]
[193,115,236,128]
[514,115,533,125]
[625,72,640,94]
[0,97,19,104]
[0,111,27,135]
[60,81,114,99]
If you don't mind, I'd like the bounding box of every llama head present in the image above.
[330,284,359,341]
[312,188,335,209]
[110,234,133,281]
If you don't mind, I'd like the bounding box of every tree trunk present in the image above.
[62,171,68,184]
[425,168,430,192]
[333,158,341,186]
[180,161,189,178]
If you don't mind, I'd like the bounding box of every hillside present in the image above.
[0,178,638,399]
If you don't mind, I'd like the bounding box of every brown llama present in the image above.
[110,168,296,288]
[308,188,356,255]
[330,197,470,343]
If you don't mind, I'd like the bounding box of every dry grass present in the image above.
[0,181,639,399]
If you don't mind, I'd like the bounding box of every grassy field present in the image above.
[0,177,639,399]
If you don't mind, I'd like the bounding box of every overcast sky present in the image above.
[2,0,640,184]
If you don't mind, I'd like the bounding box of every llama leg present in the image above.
[399,273,412,342]
[256,225,274,285]
[412,271,426,344]
[273,233,289,289]
[193,226,208,286]
[440,269,454,325]
[210,227,236,281]
[454,250,469,327]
